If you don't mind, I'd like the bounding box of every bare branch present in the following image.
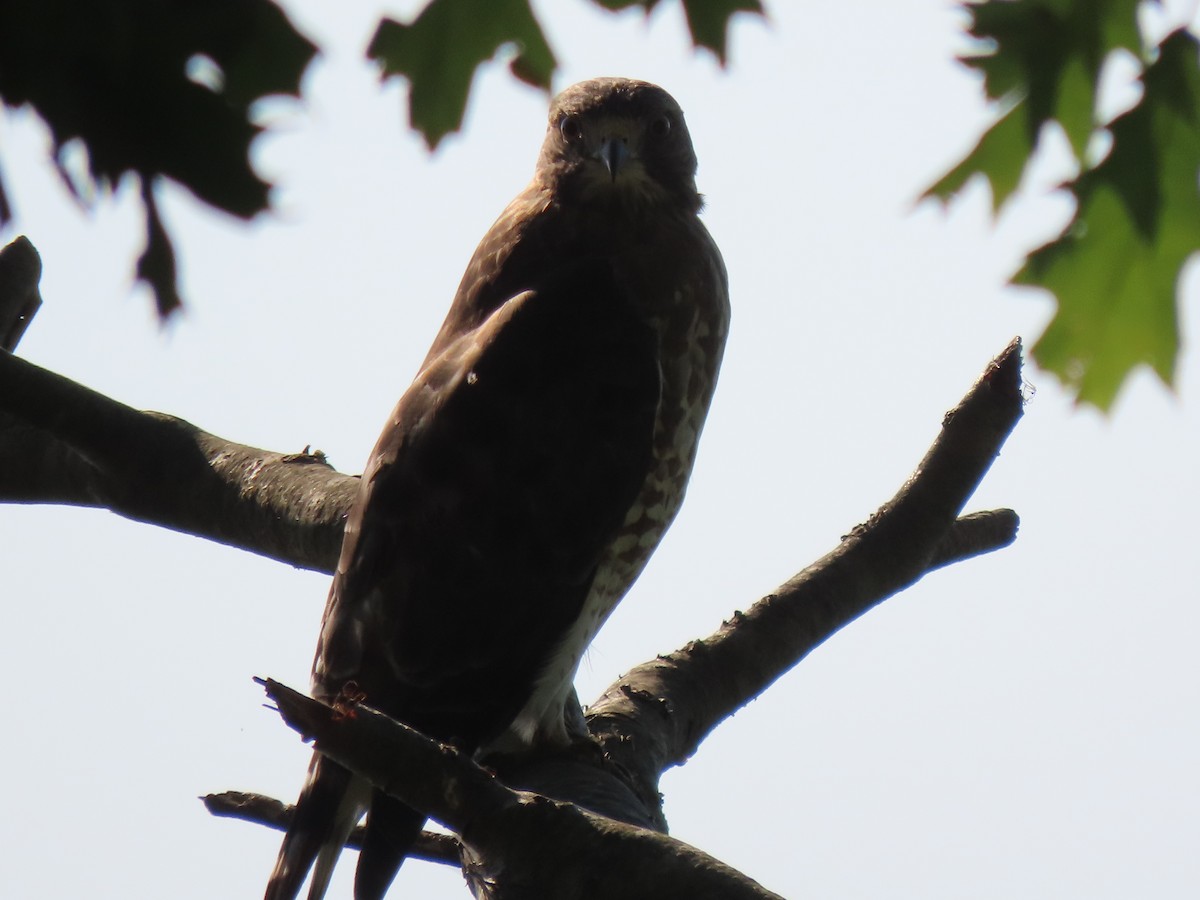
[0,350,357,571]
[226,342,1023,895]
[201,791,462,866]
[0,236,358,570]
[586,339,1025,797]
[929,507,1020,570]
[261,677,514,835]
[9,237,1021,896]
[258,679,784,900]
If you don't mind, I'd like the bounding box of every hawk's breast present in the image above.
[500,221,729,748]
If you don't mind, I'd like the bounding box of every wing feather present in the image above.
[269,257,660,899]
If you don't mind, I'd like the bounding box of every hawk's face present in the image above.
[540,78,701,214]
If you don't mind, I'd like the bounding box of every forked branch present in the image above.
[1,236,1023,898]
[221,344,1023,896]
[586,341,1023,804]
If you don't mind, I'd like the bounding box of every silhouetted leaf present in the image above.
[368,0,555,150]
[681,0,763,64]
[923,102,1034,212]
[0,0,316,317]
[0,0,315,218]
[592,0,660,10]
[928,0,1200,409]
[0,160,10,226]
[1016,30,1200,408]
[959,0,1142,156]
[591,0,762,63]
[136,180,183,319]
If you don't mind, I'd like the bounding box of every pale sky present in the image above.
[1,2,1197,898]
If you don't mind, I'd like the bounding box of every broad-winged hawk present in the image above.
[266,77,729,900]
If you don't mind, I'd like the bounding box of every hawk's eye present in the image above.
[649,114,672,138]
[559,116,582,143]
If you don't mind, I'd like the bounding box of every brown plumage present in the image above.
[266,77,729,900]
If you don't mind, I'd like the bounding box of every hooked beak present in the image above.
[595,135,631,181]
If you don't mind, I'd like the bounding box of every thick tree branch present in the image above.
[0,349,357,571]
[216,343,1025,895]
[5,238,1023,896]
[585,339,1024,804]
[258,678,784,900]
[0,237,358,571]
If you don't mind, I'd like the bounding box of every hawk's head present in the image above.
[539,78,702,214]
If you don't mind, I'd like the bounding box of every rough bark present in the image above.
[584,342,1023,813]
[0,347,357,572]
[260,678,785,900]
[220,345,1021,900]
[1,236,1023,899]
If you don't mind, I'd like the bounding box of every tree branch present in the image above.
[4,237,1023,896]
[585,339,1024,804]
[257,678,784,900]
[0,349,358,572]
[0,237,359,571]
[217,342,1025,896]
[201,790,462,866]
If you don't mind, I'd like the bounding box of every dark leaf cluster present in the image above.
[368,0,762,149]
[0,0,758,318]
[927,0,1200,409]
[0,0,316,315]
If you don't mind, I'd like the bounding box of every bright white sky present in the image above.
[1,2,1198,898]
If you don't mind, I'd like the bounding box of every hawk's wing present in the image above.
[319,255,660,733]
[267,257,661,899]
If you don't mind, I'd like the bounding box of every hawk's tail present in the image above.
[265,753,365,900]
[265,752,426,900]
[354,793,427,900]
